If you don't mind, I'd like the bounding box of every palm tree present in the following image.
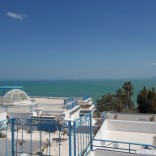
[116,89,126,99]
[122,81,134,110]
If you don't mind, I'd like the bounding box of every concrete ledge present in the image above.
[107,120,156,133]
[93,149,135,156]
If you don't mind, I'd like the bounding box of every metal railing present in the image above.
[83,95,91,101]
[92,139,156,154]
[64,98,78,110]
[66,101,78,110]
[0,113,92,156]
[74,113,93,156]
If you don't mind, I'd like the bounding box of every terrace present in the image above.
[89,112,156,156]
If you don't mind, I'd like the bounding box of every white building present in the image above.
[0,89,95,121]
[89,112,156,156]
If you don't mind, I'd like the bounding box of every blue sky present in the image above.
[0,0,156,80]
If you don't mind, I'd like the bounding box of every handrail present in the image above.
[92,139,156,153]
[83,95,91,101]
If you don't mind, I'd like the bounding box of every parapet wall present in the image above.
[0,112,7,121]
[107,120,156,134]
[94,120,108,139]
[106,112,156,122]
[93,150,134,156]
[7,112,34,119]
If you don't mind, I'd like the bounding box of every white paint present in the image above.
[152,136,156,146]
[106,112,155,122]
[136,149,156,155]
[92,118,156,155]
[0,112,7,121]
[107,120,156,133]
[94,120,108,139]
[90,150,134,156]
[7,112,34,119]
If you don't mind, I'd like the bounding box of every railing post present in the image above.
[59,125,61,156]
[5,121,8,156]
[68,121,72,156]
[129,143,130,153]
[74,121,76,156]
[30,119,32,155]
[90,113,93,150]
[22,125,24,153]
[11,118,15,156]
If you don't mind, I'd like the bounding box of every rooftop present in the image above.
[90,112,156,156]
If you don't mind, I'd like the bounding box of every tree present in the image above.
[137,87,149,113]
[96,81,135,113]
[137,87,156,113]
[122,81,134,110]
[115,89,127,111]
[116,89,126,104]
[96,93,115,112]
[96,93,124,112]
[148,88,156,113]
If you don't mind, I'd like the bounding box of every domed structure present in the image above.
[2,89,31,105]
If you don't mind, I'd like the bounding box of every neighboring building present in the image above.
[1,88,156,156]
[33,97,80,121]
[0,88,95,121]
[89,112,156,156]
[77,95,96,117]
[2,89,32,105]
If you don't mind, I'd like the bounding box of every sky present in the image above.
[0,0,156,80]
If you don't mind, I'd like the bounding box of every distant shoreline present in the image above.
[0,79,156,106]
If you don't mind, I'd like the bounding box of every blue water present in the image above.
[0,79,156,105]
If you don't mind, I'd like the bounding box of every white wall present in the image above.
[94,120,108,139]
[7,112,33,119]
[0,112,7,121]
[107,120,156,133]
[93,150,134,156]
[107,112,155,122]
[63,106,80,120]
[94,119,156,140]
[92,118,156,156]
[71,109,80,120]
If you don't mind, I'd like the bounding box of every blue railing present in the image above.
[64,97,74,105]
[66,101,78,110]
[0,119,8,129]
[0,119,10,156]
[74,113,93,156]
[0,113,92,156]
[92,139,156,154]
[64,97,78,110]
[83,95,91,101]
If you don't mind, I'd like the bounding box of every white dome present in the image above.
[2,89,31,105]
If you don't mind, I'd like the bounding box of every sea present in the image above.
[0,79,156,105]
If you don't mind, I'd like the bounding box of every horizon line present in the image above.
[0,78,156,81]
